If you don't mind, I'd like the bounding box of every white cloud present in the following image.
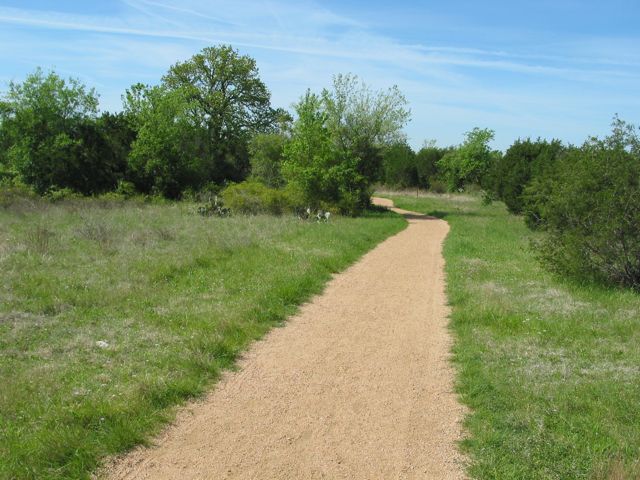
[0,0,637,149]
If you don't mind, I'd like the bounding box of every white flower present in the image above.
[96,340,109,349]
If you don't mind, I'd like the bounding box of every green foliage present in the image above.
[124,85,206,198]
[437,127,496,191]
[415,142,448,189]
[389,193,640,480]
[0,69,127,195]
[382,141,417,187]
[282,91,369,215]
[322,73,410,182]
[491,138,564,214]
[222,181,302,215]
[162,45,275,183]
[248,133,287,188]
[528,118,640,290]
[283,75,409,215]
[0,183,37,208]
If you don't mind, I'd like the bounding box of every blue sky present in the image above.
[0,0,638,150]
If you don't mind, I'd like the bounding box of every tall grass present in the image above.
[388,193,640,479]
[0,197,405,479]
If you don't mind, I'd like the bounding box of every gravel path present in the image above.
[107,197,467,479]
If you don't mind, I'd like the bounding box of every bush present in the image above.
[45,187,82,203]
[221,181,302,215]
[491,138,563,214]
[530,118,640,290]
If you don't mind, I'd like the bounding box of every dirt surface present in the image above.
[106,198,467,480]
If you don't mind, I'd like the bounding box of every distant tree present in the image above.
[0,68,128,194]
[0,99,11,181]
[415,140,448,189]
[162,45,275,183]
[322,74,410,181]
[382,142,416,187]
[438,127,495,191]
[491,138,564,214]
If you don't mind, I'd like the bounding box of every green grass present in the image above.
[387,193,640,480]
[0,196,405,480]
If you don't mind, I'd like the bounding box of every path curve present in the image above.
[106,198,466,479]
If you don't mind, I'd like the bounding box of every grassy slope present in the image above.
[0,198,405,480]
[389,194,640,480]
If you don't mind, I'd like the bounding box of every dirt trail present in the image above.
[107,198,466,480]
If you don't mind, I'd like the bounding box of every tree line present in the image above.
[1,44,639,290]
[0,45,409,215]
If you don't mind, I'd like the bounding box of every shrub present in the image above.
[530,118,640,290]
[491,138,564,214]
[45,187,82,203]
[221,181,301,215]
[428,178,447,194]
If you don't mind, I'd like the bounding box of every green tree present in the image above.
[491,138,564,214]
[282,91,366,215]
[415,141,448,189]
[382,142,417,187]
[438,127,495,191]
[162,45,275,183]
[322,74,410,181]
[124,85,206,198]
[0,69,122,194]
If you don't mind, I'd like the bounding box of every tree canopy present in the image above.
[162,45,275,182]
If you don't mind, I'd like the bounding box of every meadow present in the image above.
[387,193,640,480]
[0,196,405,479]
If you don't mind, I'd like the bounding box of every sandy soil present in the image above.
[106,198,467,480]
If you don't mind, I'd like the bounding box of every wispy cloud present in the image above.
[0,0,637,148]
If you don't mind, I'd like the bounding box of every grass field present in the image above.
[0,196,405,480]
[388,193,640,480]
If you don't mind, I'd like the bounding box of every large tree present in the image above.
[162,45,275,182]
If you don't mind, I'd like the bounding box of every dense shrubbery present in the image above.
[0,50,410,216]
[489,138,564,214]
[0,69,128,195]
[527,118,640,290]
[222,181,302,215]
